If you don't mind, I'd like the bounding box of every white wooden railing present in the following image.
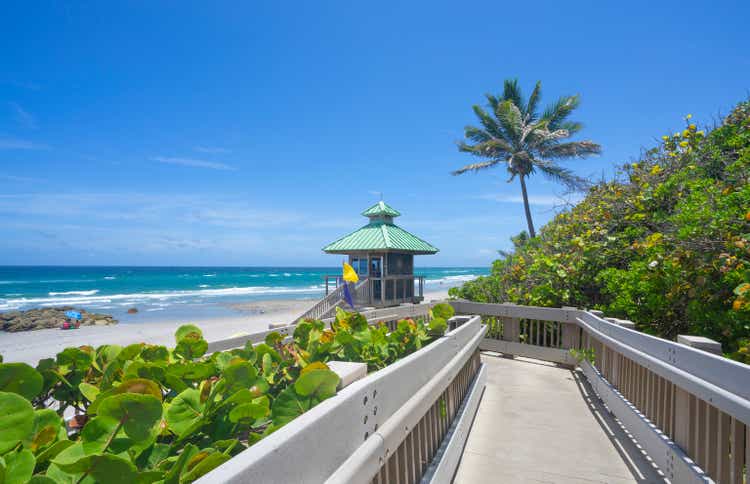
[201,299,750,483]
[450,300,750,484]
[200,311,485,484]
[293,277,371,323]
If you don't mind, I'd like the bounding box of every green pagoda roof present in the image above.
[323,202,438,255]
[361,201,401,218]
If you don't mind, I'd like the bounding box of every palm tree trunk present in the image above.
[519,175,536,237]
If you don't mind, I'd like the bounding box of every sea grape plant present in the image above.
[0,308,447,483]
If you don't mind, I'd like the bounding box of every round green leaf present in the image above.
[0,363,43,400]
[223,362,258,392]
[175,325,203,343]
[3,448,35,484]
[294,369,339,399]
[81,416,120,454]
[165,388,203,437]
[97,394,163,442]
[270,386,311,426]
[78,382,100,403]
[114,378,163,401]
[179,451,230,483]
[34,439,74,466]
[0,391,34,454]
[228,402,268,423]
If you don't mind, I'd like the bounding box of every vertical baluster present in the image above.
[717,412,731,484]
[706,404,718,477]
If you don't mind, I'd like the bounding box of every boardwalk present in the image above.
[454,353,666,483]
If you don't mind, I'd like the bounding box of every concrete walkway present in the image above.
[453,353,666,483]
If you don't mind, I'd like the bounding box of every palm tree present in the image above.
[452,79,601,238]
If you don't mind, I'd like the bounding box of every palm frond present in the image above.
[451,159,502,175]
[471,105,504,139]
[502,78,524,109]
[525,81,542,121]
[542,95,581,130]
[536,163,591,191]
[556,121,583,135]
[464,125,493,144]
[540,140,602,159]
[457,139,512,159]
[494,100,524,144]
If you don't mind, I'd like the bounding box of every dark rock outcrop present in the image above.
[0,307,118,332]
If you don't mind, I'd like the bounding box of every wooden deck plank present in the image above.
[453,354,666,483]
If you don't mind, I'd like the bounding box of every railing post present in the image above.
[501,317,520,342]
[676,335,723,356]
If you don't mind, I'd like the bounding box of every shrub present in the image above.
[0,309,446,482]
[452,100,750,359]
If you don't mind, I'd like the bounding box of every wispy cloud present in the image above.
[9,102,37,129]
[194,146,231,154]
[4,80,41,90]
[151,156,234,171]
[0,138,49,150]
[0,174,45,183]
[475,193,583,206]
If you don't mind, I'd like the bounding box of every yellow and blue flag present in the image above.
[342,262,358,308]
[342,262,359,283]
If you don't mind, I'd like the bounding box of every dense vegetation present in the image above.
[0,305,453,483]
[451,100,750,362]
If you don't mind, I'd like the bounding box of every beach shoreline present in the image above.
[0,289,451,365]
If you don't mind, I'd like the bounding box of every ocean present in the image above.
[0,266,488,322]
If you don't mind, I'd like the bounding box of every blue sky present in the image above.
[1,1,748,267]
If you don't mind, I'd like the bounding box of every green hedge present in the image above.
[451,100,750,362]
[0,308,447,483]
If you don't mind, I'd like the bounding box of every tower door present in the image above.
[370,256,382,301]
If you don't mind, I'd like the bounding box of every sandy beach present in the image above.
[0,289,450,365]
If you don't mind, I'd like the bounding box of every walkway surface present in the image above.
[453,353,666,483]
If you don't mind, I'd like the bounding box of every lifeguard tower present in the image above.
[295,201,438,322]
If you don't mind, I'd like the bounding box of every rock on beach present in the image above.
[0,307,118,332]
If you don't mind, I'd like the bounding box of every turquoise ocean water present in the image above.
[0,266,488,322]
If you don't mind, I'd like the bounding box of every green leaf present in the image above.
[163,443,198,484]
[26,408,63,450]
[428,317,447,336]
[80,416,120,454]
[3,448,35,484]
[270,386,311,426]
[97,394,163,442]
[0,391,34,454]
[78,382,100,403]
[179,452,230,483]
[228,402,268,423]
[175,324,203,343]
[431,303,455,320]
[174,335,208,360]
[294,369,339,399]
[56,347,92,369]
[0,363,43,400]
[34,439,74,466]
[166,389,203,437]
[223,362,258,392]
[114,378,163,401]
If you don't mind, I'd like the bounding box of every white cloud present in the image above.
[0,138,48,150]
[9,102,36,129]
[194,146,231,154]
[151,156,234,171]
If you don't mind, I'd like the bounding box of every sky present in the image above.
[1,1,749,267]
